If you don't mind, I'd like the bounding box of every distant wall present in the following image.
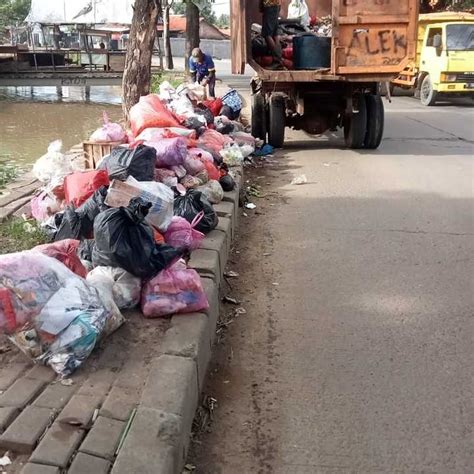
[158,38,231,59]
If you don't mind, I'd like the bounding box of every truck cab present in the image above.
[419,21,474,105]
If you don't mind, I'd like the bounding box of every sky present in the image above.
[212,0,230,17]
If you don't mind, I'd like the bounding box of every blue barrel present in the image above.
[293,34,331,70]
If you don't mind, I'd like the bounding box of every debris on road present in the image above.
[291,174,308,185]
[245,203,257,209]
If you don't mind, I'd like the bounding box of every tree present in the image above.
[216,13,229,28]
[122,0,160,122]
[163,0,174,69]
[0,0,31,42]
[185,0,199,73]
[173,0,216,25]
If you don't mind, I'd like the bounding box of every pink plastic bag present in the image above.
[183,155,205,175]
[147,137,187,167]
[188,147,214,164]
[129,94,180,137]
[163,213,205,250]
[141,261,209,318]
[197,129,233,154]
[31,191,62,222]
[90,112,126,143]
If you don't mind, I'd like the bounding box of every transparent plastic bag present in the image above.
[197,180,224,204]
[0,251,111,376]
[31,191,62,223]
[141,260,209,318]
[87,266,141,310]
[220,144,244,166]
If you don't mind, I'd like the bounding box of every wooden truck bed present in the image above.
[231,0,419,83]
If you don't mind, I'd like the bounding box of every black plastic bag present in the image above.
[76,186,109,237]
[219,174,235,192]
[78,239,95,262]
[98,144,156,181]
[173,189,218,234]
[92,197,182,278]
[53,206,82,241]
[194,104,214,125]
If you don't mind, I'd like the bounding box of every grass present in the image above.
[0,162,19,189]
[0,218,48,255]
[150,71,185,94]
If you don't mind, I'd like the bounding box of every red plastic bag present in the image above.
[282,47,293,60]
[64,170,109,208]
[202,98,223,117]
[129,94,180,137]
[141,260,209,318]
[202,160,220,181]
[34,239,88,278]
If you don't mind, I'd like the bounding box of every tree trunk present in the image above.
[185,0,200,73]
[164,4,174,70]
[122,0,160,123]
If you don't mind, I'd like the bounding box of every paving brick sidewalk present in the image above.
[0,168,242,473]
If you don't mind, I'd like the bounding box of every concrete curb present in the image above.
[111,165,243,474]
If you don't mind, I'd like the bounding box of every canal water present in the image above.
[0,86,122,170]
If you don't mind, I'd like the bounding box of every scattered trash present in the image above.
[291,174,308,185]
[223,296,240,305]
[60,378,74,386]
[235,307,247,315]
[245,203,256,209]
[272,282,279,286]
[0,454,11,467]
[224,270,239,278]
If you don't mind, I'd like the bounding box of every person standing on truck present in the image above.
[189,48,216,98]
[260,0,283,65]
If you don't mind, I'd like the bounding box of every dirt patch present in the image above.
[187,156,292,473]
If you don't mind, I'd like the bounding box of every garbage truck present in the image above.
[392,12,474,106]
[230,0,419,149]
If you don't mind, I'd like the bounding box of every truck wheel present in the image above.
[251,93,267,140]
[420,75,438,106]
[268,95,285,148]
[344,93,367,149]
[364,94,384,149]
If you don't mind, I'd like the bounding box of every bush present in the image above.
[151,71,184,94]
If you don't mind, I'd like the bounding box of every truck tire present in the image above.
[364,94,384,149]
[268,95,285,148]
[344,93,367,149]
[251,93,267,140]
[420,74,438,106]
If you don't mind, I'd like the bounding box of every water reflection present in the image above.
[0,86,122,167]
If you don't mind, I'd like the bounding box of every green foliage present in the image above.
[151,71,184,93]
[172,0,217,25]
[0,218,47,255]
[0,0,31,35]
[0,162,18,188]
[216,13,229,28]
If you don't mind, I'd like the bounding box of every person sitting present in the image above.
[189,48,216,98]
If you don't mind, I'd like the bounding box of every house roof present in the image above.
[157,15,229,39]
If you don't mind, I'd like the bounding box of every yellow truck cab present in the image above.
[393,12,474,106]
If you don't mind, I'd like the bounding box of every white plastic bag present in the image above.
[220,144,244,166]
[288,0,310,27]
[158,80,177,101]
[86,266,141,310]
[197,180,224,204]
[32,140,73,184]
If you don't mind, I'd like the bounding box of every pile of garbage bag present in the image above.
[1,81,259,377]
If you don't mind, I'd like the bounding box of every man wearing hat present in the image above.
[189,47,216,98]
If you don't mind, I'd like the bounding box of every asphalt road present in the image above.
[191,96,474,474]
